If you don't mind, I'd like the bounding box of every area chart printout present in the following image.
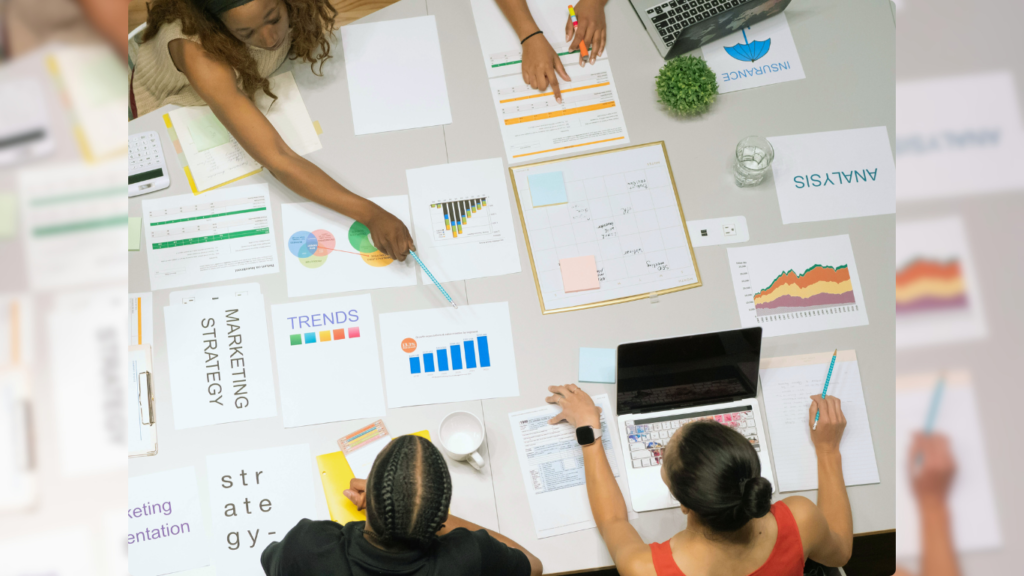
[759,351,880,493]
[406,158,521,282]
[895,371,1002,557]
[281,197,417,297]
[509,394,636,538]
[895,217,986,349]
[489,59,629,163]
[727,235,868,337]
[142,184,280,290]
[378,302,519,408]
[511,143,700,313]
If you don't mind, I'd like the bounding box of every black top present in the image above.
[261,519,533,576]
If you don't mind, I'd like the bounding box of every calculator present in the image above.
[129,131,171,197]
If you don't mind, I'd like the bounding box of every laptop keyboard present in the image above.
[645,0,755,46]
[625,406,760,469]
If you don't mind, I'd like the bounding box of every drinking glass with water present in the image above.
[734,136,774,187]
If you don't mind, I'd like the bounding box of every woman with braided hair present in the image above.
[131,0,416,261]
[262,434,542,576]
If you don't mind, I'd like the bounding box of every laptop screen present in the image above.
[616,327,762,415]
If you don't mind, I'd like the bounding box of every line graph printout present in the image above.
[727,235,868,337]
[407,158,521,282]
[141,184,280,290]
[511,143,700,313]
[896,217,986,349]
[281,197,417,297]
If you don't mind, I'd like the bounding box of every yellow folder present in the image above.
[317,430,432,525]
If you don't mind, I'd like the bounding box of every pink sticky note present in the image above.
[560,256,600,292]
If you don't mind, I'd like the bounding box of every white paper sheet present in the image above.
[129,292,154,347]
[128,467,210,576]
[281,197,417,297]
[406,158,521,282]
[167,71,321,193]
[49,291,127,476]
[127,347,157,457]
[142,185,280,290]
[50,45,126,160]
[169,282,263,305]
[701,14,805,93]
[727,234,869,337]
[489,58,629,164]
[104,511,128,576]
[509,394,635,538]
[896,71,1024,201]
[0,528,98,576]
[510,144,699,312]
[0,77,54,167]
[270,295,386,427]
[206,444,318,576]
[378,302,519,408]
[340,16,452,135]
[768,127,895,224]
[896,217,986,349]
[759,351,880,493]
[895,371,1002,557]
[163,294,277,429]
[0,367,34,513]
[17,159,127,289]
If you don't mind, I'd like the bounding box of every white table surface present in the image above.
[129,0,896,573]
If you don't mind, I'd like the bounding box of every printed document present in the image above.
[142,184,280,291]
[128,467,210,576]
[129,292,153,346]
[406,158,521,282]
[759,351,879,492]
[701,13,805,93]
[509,393,635,538]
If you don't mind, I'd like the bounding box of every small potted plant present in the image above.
[655,55,719,116]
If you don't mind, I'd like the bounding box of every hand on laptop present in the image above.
[566,0,608,66]
[808,395,846,455]
[522,34,571,103]
[910,433,956,504]
[546,384,602,429]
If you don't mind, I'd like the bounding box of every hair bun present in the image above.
[740,476,773,519]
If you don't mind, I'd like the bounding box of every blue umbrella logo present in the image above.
[725,28,771,62]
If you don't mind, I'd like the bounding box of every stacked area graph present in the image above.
[895,258,967,314]
[753,264,856,317]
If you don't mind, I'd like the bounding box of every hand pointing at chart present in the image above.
[495,0,572,102]
[365,206,415,262]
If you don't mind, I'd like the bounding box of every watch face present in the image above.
[576,426,596,445]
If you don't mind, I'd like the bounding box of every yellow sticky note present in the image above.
[187,112,232,152]
[560,255,600,292]
[128,217,142,251]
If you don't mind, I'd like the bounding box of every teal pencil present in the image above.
[410,250,457,309]
[812,349,838,431]
[923,374,946,434]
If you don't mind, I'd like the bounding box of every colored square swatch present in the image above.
[333,328,346,340]
[579,347,616,383]
[559,255,601,292]
[304,332,317,344]
[528,172,568,207]
[348,326,361,338]
[290,334,302,346]
[319,330,332,342]
[128,217,142,251]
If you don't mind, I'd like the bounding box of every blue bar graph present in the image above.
[477,335,491,367]
[463,340,477,368]
[410,357,421,374]
[423,352,435,373]
[450,345,463,370]
[437,348,449,371]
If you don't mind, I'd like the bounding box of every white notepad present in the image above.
[759,350,879,493]
[340,15,452,135]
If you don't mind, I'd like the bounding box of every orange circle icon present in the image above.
[401,338,417,353]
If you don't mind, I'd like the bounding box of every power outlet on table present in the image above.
[723,224,737,236]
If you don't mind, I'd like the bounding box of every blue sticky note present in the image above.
[579,347,616,384]
[528,172,568,207]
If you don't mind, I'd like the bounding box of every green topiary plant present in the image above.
[655,55,719,116]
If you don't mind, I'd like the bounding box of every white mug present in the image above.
[439,411,486,471]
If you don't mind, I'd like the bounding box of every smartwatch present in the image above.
[576,425,603,446]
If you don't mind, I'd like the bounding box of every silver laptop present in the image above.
[615,327,775,513]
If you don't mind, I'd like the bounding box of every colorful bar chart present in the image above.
[406,335,494,375]
[429,197,491,241]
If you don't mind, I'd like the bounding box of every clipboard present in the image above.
[317,429,432,525]
[0,366,37,512]
[128,344,158,458]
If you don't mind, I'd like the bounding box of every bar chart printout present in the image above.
[408,335,491,374]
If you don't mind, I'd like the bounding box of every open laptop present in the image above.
[616,327,775,513]
[628,0,792,59]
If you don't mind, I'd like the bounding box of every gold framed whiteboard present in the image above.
[509,141,702,314]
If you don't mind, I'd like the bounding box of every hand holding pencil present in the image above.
[809,395,847,455]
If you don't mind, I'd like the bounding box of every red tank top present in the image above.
[649,502,804,576]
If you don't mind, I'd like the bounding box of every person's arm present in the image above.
[343,479,542,576]
[911,433,960,576]
[169,39,415,260]
[494,0,570,100]
[790,395,853,566]
[566,0,608,66]
[546,385,652,575]
[76,0,130,61]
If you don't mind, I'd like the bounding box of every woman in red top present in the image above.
[545,384,855,576]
